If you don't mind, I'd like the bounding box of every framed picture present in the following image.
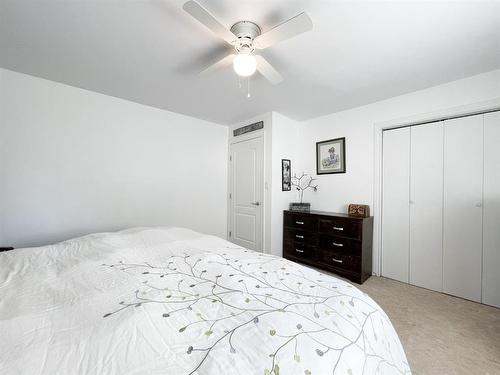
[316,137,346,174]
[281,159,291,191]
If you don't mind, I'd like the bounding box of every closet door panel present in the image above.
[482,111,500,308]
[410,122,443,292]
[443,115,483,302]
[382,127,410,283]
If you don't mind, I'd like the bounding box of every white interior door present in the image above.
[409,122,444,292]
[482,111,500,308]
[443,114,483,302]
[382,127,410,283]
[229,136,263,251]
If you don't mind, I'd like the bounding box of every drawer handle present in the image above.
[295,249,304,253]
[295,235,304,239]
[332,242,343,247]
[332,257,343,263]
[296,221,304,225]
[333,226,344,231]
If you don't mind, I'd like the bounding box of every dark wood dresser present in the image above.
[283,210,373,284]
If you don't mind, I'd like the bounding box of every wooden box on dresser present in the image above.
[283,210,373,284]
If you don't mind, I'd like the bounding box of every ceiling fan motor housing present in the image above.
[230,21,261,53]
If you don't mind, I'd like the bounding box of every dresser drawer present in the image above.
[319,217,362,239]
[284,241,316,261]
[319,234,361,255]
[284,213,317,231]
[319,250,361,272]
[284,228,318,245]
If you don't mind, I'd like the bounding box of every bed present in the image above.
[0,227,410,374]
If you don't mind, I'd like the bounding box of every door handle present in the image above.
[295,249,304,253]
[251,202,260,206]
[295,235,304,239]
[332,242,343,247]
[332,257,343,263]
[296,221,304,225]
[333,226,344,231]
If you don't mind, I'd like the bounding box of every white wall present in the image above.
[221,69,499,262]
[270,112,300,256]
[0,68,228,248]
[297,69,500,274]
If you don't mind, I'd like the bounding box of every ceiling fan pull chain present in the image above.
[247,77,251,98]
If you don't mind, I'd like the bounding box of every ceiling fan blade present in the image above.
[200,54,235,76]
[255,55,283,85]
[254,12,312,50]
[183,0,236,45]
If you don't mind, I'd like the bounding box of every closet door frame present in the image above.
[373,98,500,277]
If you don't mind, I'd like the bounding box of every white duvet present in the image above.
[0,227,410,375]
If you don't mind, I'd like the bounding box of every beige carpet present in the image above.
[357,276,500,375]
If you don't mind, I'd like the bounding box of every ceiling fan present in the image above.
[183,0,313,85]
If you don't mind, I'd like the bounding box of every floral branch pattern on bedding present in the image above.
[103,247,410,375]
[0,228,409,375]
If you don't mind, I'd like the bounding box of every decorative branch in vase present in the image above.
[289,172,318,212]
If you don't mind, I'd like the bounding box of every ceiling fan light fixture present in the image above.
[233,53,257,77]
[183,1,312,85]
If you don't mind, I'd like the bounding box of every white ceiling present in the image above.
[1,0,499,125]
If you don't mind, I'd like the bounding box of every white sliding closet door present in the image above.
[409,122,443,292]
[443,115,483,302]
[482,111,500,308]
[382,127,410,283]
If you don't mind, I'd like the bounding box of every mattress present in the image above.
[0,227,411,374]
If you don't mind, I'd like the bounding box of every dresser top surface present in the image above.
[284,210,372,220]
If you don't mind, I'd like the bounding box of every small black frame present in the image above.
[281,159,291,191]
